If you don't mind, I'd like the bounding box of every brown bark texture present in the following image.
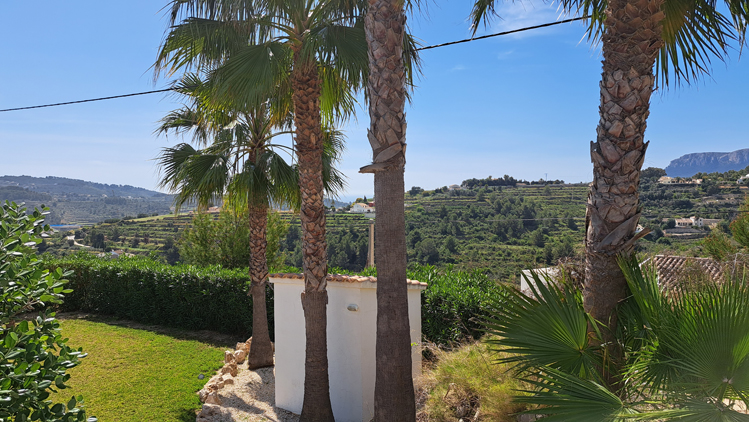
[292,54,334,421]
[584,0,665,339]
[363,0,416,419]
[247,205,274,370]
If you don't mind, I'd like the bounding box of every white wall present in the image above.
[519,267,558,295]
[271,277,424,422]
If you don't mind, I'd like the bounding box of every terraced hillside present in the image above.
[41,169,747,285]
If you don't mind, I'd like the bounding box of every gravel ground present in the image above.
[197,360,299,422]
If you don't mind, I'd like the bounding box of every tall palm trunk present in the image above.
[292,53,335,422]
[247,204,274,369]
[584,0,665,363]
[363,0,416,419]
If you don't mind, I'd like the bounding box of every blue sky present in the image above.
[0,1,746,201]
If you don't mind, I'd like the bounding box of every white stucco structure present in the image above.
[269,274,426,422]
[519,267,559,295]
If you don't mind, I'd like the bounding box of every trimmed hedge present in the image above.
[412,265,506,346]
[46,255,503,346]
[45,254,270,338]
[346,265,506,346]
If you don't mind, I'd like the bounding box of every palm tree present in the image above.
[156,78,298,369]
[362,1,420,419]
[156,2,366,417]
[471,0,748,346]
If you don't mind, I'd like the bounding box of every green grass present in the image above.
[57,318,226,422]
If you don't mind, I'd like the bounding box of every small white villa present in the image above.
[675,216,721,228]
[350,203,375,213]
[658,176,702,185]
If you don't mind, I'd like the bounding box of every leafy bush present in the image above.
[0,202,94,422]
[415,265,505,346]
[44,254,271,338]
[179,209,288,270]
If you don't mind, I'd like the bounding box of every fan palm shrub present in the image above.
[485,257,749,420]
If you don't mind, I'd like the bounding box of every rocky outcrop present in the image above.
[665,148,749,177]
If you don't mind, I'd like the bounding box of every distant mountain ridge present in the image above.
[0,176,173,225]
[0,175,167,198]
[665,148,749,177]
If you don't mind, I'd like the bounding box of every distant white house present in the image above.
[350,203,374,213]
[658,176,676,184]
[675,216,721,228]
[659,176,702,185]
[447,184,462,191]
[738,174,749,184]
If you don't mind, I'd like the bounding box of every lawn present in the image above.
[57,318,228,422]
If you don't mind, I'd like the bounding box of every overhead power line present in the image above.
[0,16,587,113]
[0,87,179,113]
[417,16,586,51]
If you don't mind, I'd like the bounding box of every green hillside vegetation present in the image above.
[0,176,177,225]
[37,168,747,284]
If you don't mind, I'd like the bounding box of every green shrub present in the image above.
[179,209,288,270]
[0,202,94,422]
[414,265,505,346]
[44,253,271,338]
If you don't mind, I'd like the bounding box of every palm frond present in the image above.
[638,399,749,421]
[484,270,602,379]
[516,367,635,422]
[321,125,348,198]
[156,16,252,76]
[469,0,500,35]
[311,22,368,123]
[211,41,292,110]
[657,0,737,86]
[619,257,749,410]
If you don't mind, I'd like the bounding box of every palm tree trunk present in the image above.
[293,56,335,422]
[247,204,274,369]
[584,0,665,375]
[363,1,416,419]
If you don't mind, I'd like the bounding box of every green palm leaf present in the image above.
[619,257,749,417]
[516,367,635,422]
[484,271,602,379]
[471,0,748,86]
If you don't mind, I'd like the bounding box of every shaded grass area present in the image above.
[57,317,227,422]
[417,338,525,421]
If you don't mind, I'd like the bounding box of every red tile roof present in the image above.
[651,255,723,289]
